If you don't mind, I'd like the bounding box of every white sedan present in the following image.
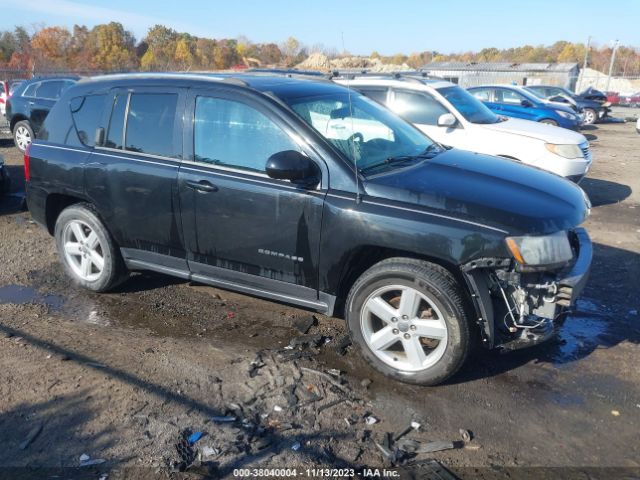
[335,77,592,182]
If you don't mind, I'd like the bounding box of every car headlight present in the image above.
[505,231,574,267]
[545,143,583,159]
[555,110,576,120]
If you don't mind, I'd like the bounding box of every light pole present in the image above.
[577,36,591,92]
[605,39,620,93]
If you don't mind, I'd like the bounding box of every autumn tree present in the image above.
[88,22,137,71]
[31,26,71,68]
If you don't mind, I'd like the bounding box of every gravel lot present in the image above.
[0,122,639,479]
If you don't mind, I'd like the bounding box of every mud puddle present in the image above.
[0,284,64,310]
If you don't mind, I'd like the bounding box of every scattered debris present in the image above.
[211,415,237,423]
[611,410,620,416]
[201,446,219,458]
[19,422,43,450]
[317,398,345,413]
[291,441,301,451]
[360,378,372,389]
[459,428,473,442]
[394,421,421,441]
[187,431,203,445]
[79,453,106,467]
[327,368,342,377]
[293,315,317,334]
[174,432,198,472]
[289,334,324,349]
[334,335,352,355]
[416,441,456,454]
[273,405,283,412]
[365,416,379,425]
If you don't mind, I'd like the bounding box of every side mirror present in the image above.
[266,150,320,187]
[95,127,105,147]
[437,113,457,127]
[520,99,533,108]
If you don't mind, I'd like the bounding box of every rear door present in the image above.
[85,86,188,270]
[177,87,327,309]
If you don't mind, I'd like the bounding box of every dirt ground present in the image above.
[0,122,639,480]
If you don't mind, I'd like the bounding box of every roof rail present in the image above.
[329,70,444,83]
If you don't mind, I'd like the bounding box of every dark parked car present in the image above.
[0,154,9,195]
[26,73,592,385]
[578,86,609,104]
[6,76,78,152]
[526,85,608,125]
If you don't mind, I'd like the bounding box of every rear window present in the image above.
[70,94,106,147]
[125,93,178,158]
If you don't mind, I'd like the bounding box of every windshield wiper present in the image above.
[360,144,442,174]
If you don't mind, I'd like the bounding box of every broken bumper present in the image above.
[554,228,592,308]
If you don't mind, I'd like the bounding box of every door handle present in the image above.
[186,180,217,193]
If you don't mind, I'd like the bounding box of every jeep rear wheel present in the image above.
[54,203,128,292]
[346,258,470,385]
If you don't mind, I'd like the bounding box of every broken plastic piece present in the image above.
[459,429,472,442]
[273,405,283,412]
[211,415,237,423]
[291,441,301,451]
[365,416,379,425]
[187,431,203,445]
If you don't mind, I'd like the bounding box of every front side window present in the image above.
[391,90,450,125]
[496,89,526,104]
[70,94,106,147]
[194,96,298,173]
[125,93,178,157]
[283,92,436,174]
[470,88,492,102]
[438,86,500,124]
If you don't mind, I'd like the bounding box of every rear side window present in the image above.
[391,90,449,125]
[37,80,67,99]
[359,89,388,105]
[496,89,525,104]
[125,93,178,157]
[22,82,39,97]
[70,95,106,147]
[470,88,492,101]
[105,94,127,149]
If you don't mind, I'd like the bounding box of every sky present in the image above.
[0,0,638,55]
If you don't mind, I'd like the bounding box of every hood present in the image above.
[480,117,587,144]
[363,149,589,236]
[540,99,577,113]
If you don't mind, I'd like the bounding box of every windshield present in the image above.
[438,86,500,124]
[284,92,436,173]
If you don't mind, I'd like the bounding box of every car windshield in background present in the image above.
[438,86,500,124]
[284,93,437,173]
[526,88,546,99]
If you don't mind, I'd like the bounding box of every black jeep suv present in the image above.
[25,73,592,385]
[6,76,78,152]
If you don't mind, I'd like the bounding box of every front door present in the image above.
[178,88,326,309]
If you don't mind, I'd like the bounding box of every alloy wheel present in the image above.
[62,220,105,282]
[15,125,32,151]
[360,285,448,372]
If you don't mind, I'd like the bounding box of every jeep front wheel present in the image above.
[345,258,470,385]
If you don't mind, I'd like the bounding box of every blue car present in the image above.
[467,85,582,130]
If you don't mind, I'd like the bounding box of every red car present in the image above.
[621,91,640,107]
[605,91,621,105]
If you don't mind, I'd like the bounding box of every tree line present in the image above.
[0,23,638,76]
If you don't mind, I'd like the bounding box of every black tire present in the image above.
[13,120,34,153]
[54,203,128,292]
[345,258,471,385]
[583,108,597,125]
[539,119,558,126]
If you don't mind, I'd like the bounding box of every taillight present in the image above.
[24,143,31,182]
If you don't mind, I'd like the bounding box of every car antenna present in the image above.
[341,31,361,204]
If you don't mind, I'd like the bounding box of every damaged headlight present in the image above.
[505,231,573,268]
[545,143,583,159]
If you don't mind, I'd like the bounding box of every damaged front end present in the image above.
[462,228,592,351]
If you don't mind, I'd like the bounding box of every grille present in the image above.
[580,142,591,162]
